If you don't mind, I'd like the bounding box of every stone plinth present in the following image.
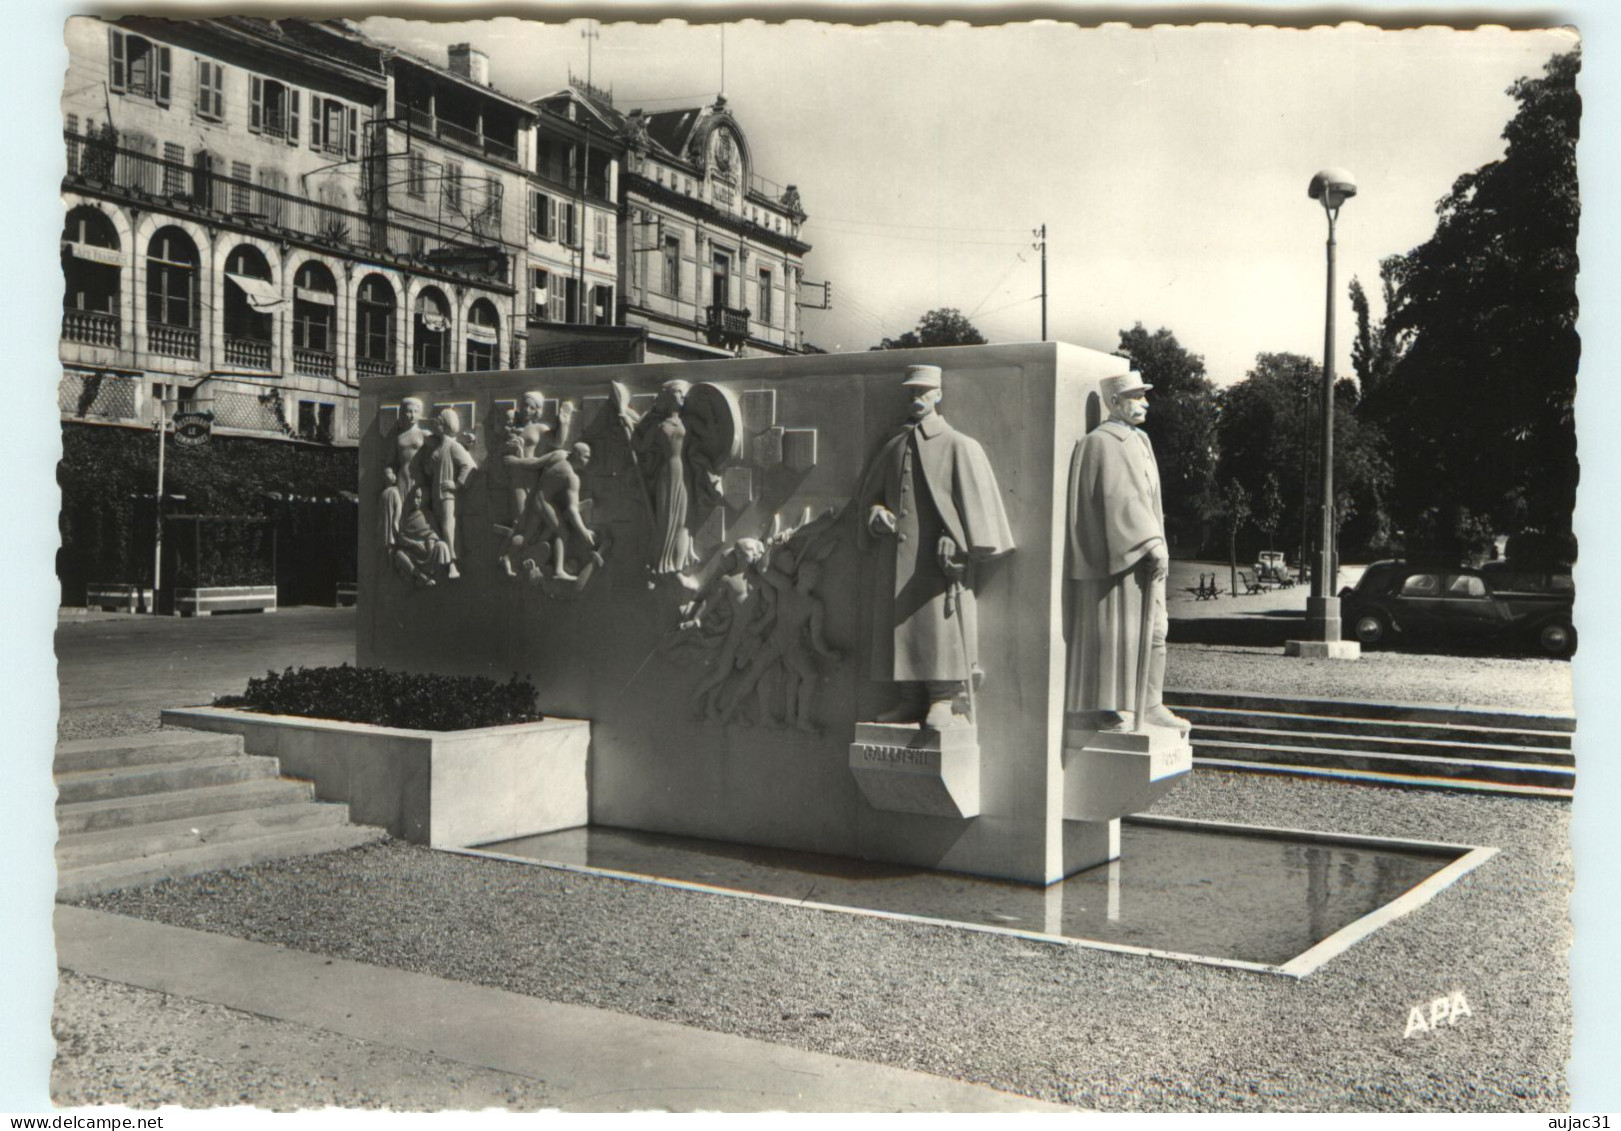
[848,722,980,819]
[1284,639,1363,659]
[1062,720,1192,823]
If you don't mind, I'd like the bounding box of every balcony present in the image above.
[293,348,336,380]
[225,336,272,370]
[356,356,397,378]
[705,304,751,350]
[148,323,198,360]
[62,310,120,348]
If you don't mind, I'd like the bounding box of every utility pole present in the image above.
[1032,224,1047,341]
[581,22,599,89]
[152,394,167,614]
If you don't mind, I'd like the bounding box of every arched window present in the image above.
[292,261,337,378]
[355,274,396,375]
[145,226,198,359]
[62,207,121,347]
[465,298,499,372]
[223,245,276,369]
[413,287,451,374]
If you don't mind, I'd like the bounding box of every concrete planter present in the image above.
[173,584,278,617]
[160,706,589,848]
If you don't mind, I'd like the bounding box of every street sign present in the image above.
[173,409,214,447]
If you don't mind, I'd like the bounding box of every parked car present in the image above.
[1254,550,1295,586]
[1338,560,1576,657]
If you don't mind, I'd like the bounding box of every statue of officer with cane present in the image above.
[856,365,1015,730]
[1066,372,1190,733]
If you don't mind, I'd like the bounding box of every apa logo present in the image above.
[1404,990,1473,1037]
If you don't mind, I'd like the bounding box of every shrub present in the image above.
[215,665,543,731]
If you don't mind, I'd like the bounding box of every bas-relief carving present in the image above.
[378,398,475,586]
[854,365,1015,731]
[1065,372,1189,735]
[661,508,843,732]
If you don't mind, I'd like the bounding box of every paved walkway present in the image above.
[55,905,1063,1113]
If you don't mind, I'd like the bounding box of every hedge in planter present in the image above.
[215,664,544,731]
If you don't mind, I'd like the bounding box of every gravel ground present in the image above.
[51,971,557,1110]
[70,770,1571,1113]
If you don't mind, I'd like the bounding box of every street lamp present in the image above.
[1287,167,1361,659]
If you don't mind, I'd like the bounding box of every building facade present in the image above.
[60,16,533,446]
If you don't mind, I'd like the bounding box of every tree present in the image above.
[1257,471,1284,553]
[874,307,987,350]
[1364,50,1580,552]
[1219,479,1251,597]
[1348,257,1410,400]
[1114,324,1219,553]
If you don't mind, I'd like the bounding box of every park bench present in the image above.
[1238,571,1265,595]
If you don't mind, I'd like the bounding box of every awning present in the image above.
[466,322,499,344]
[418,311,450,333]
[65,241,122,267]
[226,272,284,309]
[294,285,335,306]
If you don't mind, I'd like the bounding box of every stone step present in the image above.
[1194,758,1575,800]
[56,823,387,900]
[53,730,247,774]
[56,802,351,869]
[57,778,316,835]
[1170,704,1573,751]
[1164,689,1575,734]
[54,755,280,805]
[1189,724,1575,766]
[1192,738,1576,792]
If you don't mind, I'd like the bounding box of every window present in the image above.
[413,287,451,372]
[406,150,426,198]
[530,190,559,240]
[62,206,121,317]
[145,227,196,329]
[223,245,275,344]
[297,401,335,443]
[592,284,613,327]
[194,58,224,120]
[662,234,681,298]
[118,130,158,194]
[444,162,463,212]
[292,262,336,354]
[356,275,395,365]
[309,96,353,157]
[758,267,773,327]
[530,268,550,319]
[564,277,581,325]
[561,201,579,247]
[161,142,187,197]
[466,298,499,371]
[711,250,731,310]
[256,167,288,226]
[471,180,502,238]
[1447,575,1488,599]
[249,76,299,143]
[229,161,252,212]
[1400,574,1441,597]
[109,29,171,106]
[593,210,608,258]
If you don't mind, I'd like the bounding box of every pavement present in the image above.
[54,905,1063,1112]
[46,606,1067,1112]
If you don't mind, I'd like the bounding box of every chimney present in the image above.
[448,43,490,86]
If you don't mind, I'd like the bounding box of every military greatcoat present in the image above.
[856,414,1015,682]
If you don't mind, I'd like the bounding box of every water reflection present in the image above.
[484,821,1462,967]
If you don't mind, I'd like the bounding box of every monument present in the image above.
[357,343,1191,884]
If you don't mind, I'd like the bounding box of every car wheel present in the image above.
[1536,620,1576,657]
[1353,612,1388,646]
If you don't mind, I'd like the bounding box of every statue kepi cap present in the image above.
[902,364,943,391]
[1100,372,1153,401]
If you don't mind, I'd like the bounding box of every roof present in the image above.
[641,107,704,159]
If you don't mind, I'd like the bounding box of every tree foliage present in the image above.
[875,307,987,350]
[1363,49,1580,555]
[1115,323,1219,552]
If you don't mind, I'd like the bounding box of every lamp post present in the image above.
[1287,167,1360,659]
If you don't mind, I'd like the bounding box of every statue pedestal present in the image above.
[848,722,981,819]
[1061,717,1192,873]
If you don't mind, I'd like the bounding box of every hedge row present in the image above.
[214,665,544,731]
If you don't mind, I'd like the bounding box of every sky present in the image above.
[362,15,1571,384]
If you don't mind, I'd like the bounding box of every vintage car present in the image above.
[1338,560,1575,656]
[1254,550,1295,586]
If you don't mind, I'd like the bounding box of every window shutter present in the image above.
[213,64,225,119]
[545,196,557,241]
[528,191,538,236]
[286,89,300,144]
[347,107,358,158]
[249,75,262,132]
[155,46,172,106]
[309,95,323,150]
[109,29,127,93]
[194,57,205,117]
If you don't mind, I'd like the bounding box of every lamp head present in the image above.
[1309,168,1358,211]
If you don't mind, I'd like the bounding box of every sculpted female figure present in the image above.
[425,407,476,580]
[632,379,700,579]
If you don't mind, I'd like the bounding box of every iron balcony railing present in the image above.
[705,304,751,347]
[62,309,119,348]
[63,128,517,281]
[147,322,198,360]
